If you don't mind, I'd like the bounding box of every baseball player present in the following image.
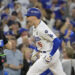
[25,8,66,75]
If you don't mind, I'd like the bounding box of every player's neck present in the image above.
[34,19,41,28]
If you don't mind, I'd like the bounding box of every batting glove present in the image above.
[45,54,52,63]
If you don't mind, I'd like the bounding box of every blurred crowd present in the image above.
[0,0,75,75]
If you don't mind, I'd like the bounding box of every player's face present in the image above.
[26,16,35,28]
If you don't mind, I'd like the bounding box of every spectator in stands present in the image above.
[21,47,32,75]
[57,18,71,49]
[49,0,66,20]
[14,2,22,13]
[4,30,15,40]
[17,28,29,46]
[4,38,23,75]
[71,41,75,50]
[10,21,20,38]
[17,11,26,28]
[11,11,18,21]
[68,0,75,16]
[2,6,10,15]
[1,14,9,32]
[62,47,75,75]
[51,19,62,36]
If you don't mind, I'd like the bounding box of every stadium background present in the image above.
[0,0,75,75]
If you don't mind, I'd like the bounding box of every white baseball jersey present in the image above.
[28,21,66,75]
[33,20,57,51]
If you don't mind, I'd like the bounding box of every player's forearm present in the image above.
[50,38,60,56]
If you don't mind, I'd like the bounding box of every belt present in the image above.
[38,50,50,53]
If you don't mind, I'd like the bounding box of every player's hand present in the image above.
[44,55,52,63]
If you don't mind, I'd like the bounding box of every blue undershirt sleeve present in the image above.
[50,38,60,56]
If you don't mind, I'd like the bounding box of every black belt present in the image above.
[38,51,47,53]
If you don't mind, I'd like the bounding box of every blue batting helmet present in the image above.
[25,8,41,19]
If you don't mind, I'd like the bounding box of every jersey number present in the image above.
[37,42,42,47]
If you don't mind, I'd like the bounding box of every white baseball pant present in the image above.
[27,50,66,75]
